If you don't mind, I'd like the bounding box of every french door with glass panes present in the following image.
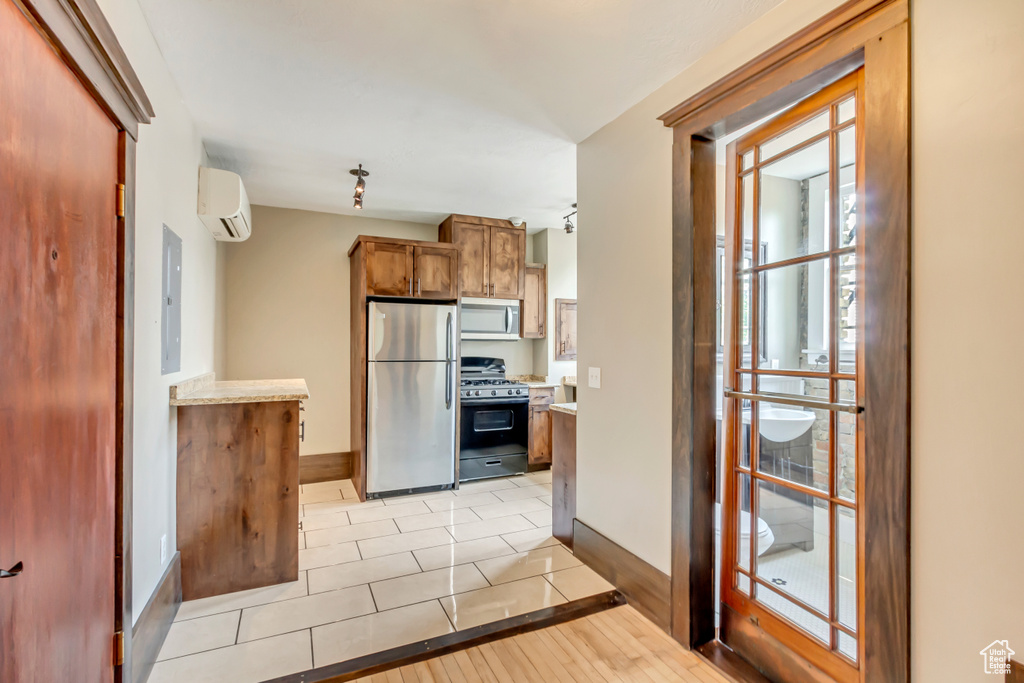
[721,70,864,682]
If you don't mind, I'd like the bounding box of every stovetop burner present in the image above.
[460,379,519,387]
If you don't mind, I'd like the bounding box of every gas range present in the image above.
[459,357,529,404]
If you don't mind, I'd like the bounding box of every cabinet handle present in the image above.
[1,561,23,579]
[408,278,413,296]
[417,278,421,296]
[300,420,305,443]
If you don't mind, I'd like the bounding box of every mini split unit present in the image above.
[197,166,252,242]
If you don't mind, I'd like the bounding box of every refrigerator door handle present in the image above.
[446,312,454,362]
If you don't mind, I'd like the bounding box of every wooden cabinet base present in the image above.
[176,400,300,600]
[551,410,577,549]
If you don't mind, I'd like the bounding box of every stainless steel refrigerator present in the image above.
[366,301,457,496]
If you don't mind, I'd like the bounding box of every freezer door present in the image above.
[367,360,456,494]
[368,301,457,362]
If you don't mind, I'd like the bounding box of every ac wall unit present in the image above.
[197,166,252,242]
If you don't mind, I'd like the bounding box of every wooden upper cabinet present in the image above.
[351,236,459,301]
[489,226,526,300]
[365,241,413,297]
[414,246,458,300]
[555,298,577,361]
[447,221,489,297]
[439,215,526,300]
[521,264,546,339]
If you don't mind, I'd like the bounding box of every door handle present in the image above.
[505,306,513,334]
[1,561,23,579]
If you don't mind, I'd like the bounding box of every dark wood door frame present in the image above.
[660,0,909,681]
[11,0,153,680]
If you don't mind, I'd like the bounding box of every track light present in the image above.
[563,203,577,234]
[350,164,369,209]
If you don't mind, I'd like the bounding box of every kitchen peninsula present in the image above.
[171,373,309,600]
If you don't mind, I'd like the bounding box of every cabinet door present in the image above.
[528,406,552,465]
[366,242,413,296]
[414,246,458,299]
[452,222,489,297]
[555,298,577,360]
[489,226,525,299]
[521,265,546,338]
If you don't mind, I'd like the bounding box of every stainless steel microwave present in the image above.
[460,297,520,341]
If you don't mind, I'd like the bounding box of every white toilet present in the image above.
[714,503,775,557]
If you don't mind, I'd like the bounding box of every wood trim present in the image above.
[347,233,461,258]
[299,452,354,485]
[572,520,671,632]
[658,0,897,129]
[130,552,180,683]
[441,214,523,230]
[664,0,910,680]
[696,641,775,683]
[1007,659,1024,683]
[262,591,626,683]
[115,128,137,683]
[14,0,153,138]
[720,603,834,683]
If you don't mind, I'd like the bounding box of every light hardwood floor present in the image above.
[349,605,733,683]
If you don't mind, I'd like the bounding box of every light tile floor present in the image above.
[148,470,614,683]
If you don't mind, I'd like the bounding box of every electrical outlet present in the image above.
[588,367,601,389]
[160,534,168,564]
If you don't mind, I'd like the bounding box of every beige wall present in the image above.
[578,0,1024,678]
[531,228,578,401]
[222,206,435,456]
[95,0,220,624]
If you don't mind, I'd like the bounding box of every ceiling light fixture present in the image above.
[350,164,369,210]
[563,203,577,234]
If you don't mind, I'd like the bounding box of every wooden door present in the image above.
[555,299,577,360]
[414,246,458,299]
[0,1,120,680]
[451,222,489,297]
[521,265,546,338]
[489,226,525,299]
[720,73,863,682]
[365,241,413,296]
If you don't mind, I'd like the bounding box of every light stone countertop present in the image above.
[563,376,577,387]
[170,373,310,406]
[550,402,577,416]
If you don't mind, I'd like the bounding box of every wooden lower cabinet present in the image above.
[528,405,552,465]
[176,400,300,600]
[551,409,577,549]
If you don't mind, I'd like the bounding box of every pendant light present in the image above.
[563,203,577,233]
[350,164,369,209]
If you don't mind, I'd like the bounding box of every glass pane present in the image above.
[837,505,857,631]
[736,473,752,572]
[759,110,829,162]
[755,478,830,627]
[741,173,754,255]
[737,572,750,595]
[836,381,857,502]
[742,150,754,170]
[838,250,858,375]
[753,582,830,645]
[759,259,830,372]
[838,632,858,661]
[750,391,827,495]
[739,272,753,369]
[837,96,855,124]
[838,126,857,248]
[759,138,830,265]
[736,374,753,469]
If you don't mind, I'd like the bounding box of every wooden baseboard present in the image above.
[572,519,672,631]
[131,551,181,683]
[263,591,626,683]
[299,452,353,484]
[1008,658,1024,683]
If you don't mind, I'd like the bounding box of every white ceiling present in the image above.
[138,0,784,230]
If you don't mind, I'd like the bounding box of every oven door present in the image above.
[460,399,528,458]
[460,298,520,341]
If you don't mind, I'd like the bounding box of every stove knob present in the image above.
[515,389,522,395]
[490,390,497,396]
[475,390,482,396]
[507,389,513,395]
